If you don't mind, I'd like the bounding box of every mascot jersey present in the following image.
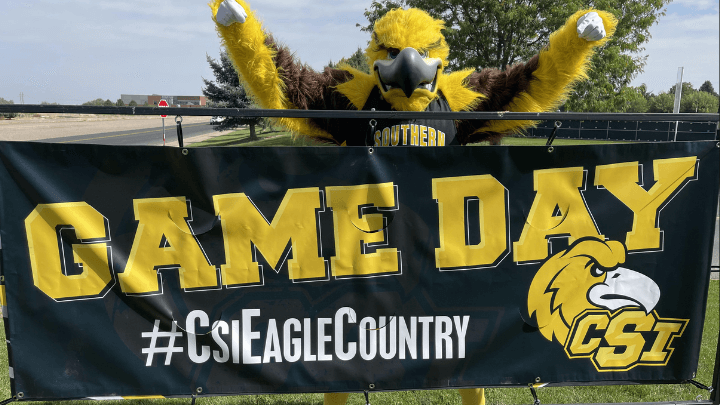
[211,0,617,146]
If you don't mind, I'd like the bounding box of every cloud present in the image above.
[632,6,719,93]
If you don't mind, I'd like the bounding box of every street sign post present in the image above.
[159,99,169,145]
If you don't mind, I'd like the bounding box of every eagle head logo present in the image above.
[367,8,450,111]
[527,237,661,345]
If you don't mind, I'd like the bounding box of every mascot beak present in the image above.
[374,47,441,98]
[587,267,661,313]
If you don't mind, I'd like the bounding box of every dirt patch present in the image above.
[0,114,213,142]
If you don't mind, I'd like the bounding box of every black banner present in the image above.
[0,141,718,399]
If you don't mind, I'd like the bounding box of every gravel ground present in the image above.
[0,114,218,143]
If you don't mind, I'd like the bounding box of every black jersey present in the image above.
[342,87,459,146]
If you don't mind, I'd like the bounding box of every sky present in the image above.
[0,0,717,105]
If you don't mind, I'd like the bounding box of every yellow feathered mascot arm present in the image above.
[209,0,348,142]
[457,10,617,144]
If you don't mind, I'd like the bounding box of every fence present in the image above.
[0,105,719,405]
[526,120,718,142]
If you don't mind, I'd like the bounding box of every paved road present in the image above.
[36,121,219,146]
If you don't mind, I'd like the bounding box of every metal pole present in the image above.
[162,117,165,146]
[673,67,684,141]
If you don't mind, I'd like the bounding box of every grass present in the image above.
[4,132,715,404]
[0,284,716,405]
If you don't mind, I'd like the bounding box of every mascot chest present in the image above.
[344,88,458,147]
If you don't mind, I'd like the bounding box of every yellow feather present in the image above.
[437,68,485,112]
[210,0,334,141]
[479,9,618,135]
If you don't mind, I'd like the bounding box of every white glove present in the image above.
[577,12,606,41]
[216,0,247,26]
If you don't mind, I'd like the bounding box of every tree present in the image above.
[328,47,370,74]
[0,97,16,119]
[680,91,719,113]
[699,80,718,97]
[103,99,114,107]
[129,100,138,107]
[648,92,674,113]
[361,0,670,112]
[202,50,262,139]
[116,99,125,107]
[618,86,648,113]
[83,98,106,106]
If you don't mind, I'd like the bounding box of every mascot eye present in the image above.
[590,267,605,277]
[387,48,400,59]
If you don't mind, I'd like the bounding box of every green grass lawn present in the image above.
[0,281,716,404]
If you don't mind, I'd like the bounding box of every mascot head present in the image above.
[366,8,450,111]
[528,237,661,344]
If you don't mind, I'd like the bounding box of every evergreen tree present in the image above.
[202,50,262,139]
[699,80,718,97]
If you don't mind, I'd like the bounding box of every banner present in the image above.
[0,141,718,400]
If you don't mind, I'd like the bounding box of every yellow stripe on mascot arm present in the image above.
[210,0,335,141]
[477,9,618,136]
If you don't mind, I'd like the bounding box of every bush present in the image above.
[0,97,16,119]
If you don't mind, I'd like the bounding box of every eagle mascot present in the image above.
[210,0,616,146]
[209,1,617,403]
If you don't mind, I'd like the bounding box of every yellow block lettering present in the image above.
[326,183,399,277]
[565,312,608,357]
[595,157,696,251]
[411,125,419,146]
[514,167,603,262]
[428,127,437,146]
[432,175,507,269]
[420,125,428,146]
[595,310,654,370]
[213,189,325,286]
[25,202,112,300]
[401,124,410,145]
[119,197,217,294]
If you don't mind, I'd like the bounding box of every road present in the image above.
[35,121,220,146]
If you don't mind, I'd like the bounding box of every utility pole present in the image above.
[19,92,24,104]
[673,67,683,141]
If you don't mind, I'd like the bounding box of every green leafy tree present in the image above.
[362,0,670,112]
[648,92,674,113]
[202,50,263,139]
[618,86,648,113]
[698,80,717,97]
[116,99,125,107]
[0,97,17,119]
[83,98,106,106]
[129,100,138,107]
[103,99,114,107]
[668,81,695,96]
[680,91,719,113]
[328,47,371,74]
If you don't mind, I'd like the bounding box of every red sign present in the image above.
[158,99,169,117]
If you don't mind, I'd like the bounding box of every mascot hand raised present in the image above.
[210,0,616,146]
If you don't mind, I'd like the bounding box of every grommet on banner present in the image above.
[175,115,184,148]
[368,147,374,154]
[182,149,189,156]
[546,121,562,146]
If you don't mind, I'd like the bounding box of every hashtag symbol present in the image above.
[141,320,184,366]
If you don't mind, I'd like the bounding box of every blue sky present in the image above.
[0,0,717,105]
